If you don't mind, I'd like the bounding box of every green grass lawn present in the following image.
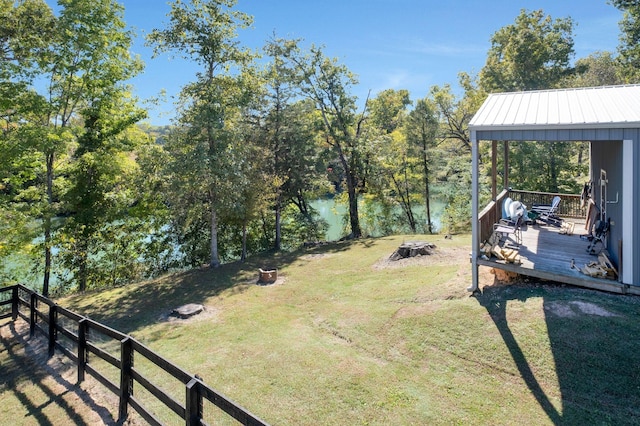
[3,234,640,425]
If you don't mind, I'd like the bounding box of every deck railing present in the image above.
[478,189,585,245]
[507,190,585,218]
[0,284,268,426]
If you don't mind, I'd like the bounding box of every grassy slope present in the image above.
[4,234,640,425]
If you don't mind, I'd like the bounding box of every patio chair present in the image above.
[531,196,561,226]
[493,214,524,246]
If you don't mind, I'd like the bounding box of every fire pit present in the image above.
[258,268,278,284]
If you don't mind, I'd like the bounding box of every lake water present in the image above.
[3,197,445,290]
[311,197,445,241]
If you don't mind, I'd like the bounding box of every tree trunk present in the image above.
[78,247,88,292]
[345,172,361,238]
[403,162,416,233]
[43,220,52,297]
[422,147,432,234]
[274,199,282,251]
[425,180,432,234]
[42,152,55,297]
[337,148,361,238]
[241,220,247,262]
[391,169,416,233]
[210,208,220,268]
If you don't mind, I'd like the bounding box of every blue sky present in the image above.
[46,0,624,125]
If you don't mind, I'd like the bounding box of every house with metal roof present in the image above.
[468,84,640,295]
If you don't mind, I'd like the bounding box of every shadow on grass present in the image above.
[475,281,640,424]
[61,239,382,334]
[0,321,116,425]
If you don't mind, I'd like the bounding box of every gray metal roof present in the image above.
[469,84,640,131]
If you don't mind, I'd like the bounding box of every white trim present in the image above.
[470,122,640,132]
[623,140,634,284]
[469,130,479,292]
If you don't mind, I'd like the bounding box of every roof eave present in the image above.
[470,122,640,133]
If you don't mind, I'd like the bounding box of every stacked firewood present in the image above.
[480,231,521,264]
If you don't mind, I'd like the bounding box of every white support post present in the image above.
[622,140,633,284]
[468,130,479,292]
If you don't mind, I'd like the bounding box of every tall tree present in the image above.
[261,43,324,250]
[479,9,575,92]
[148,0,255,267]
[0,0,55,290]
[478,9,580,197]
[42,0,144,294]
[63,96,146,291]
[269,38,365,239]
[611,0,640,82]
[566,51,623,88]
[404,97,439,233]
[429,76,486,234]
[363,89,421,233]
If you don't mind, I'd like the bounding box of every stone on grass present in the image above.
[172,303,204,319]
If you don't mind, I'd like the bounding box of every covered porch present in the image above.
[477,189,627,294]
[469,85,640,295]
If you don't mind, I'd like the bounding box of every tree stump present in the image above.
[390,242,436,260]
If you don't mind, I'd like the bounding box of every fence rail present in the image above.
[508,189,584,218]
[0,284,269,426]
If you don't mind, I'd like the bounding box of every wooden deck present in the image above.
[477,218,639,295]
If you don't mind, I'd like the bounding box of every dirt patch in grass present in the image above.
[544,300,619,318]
[373,245,470,270]
[157,305,221,324]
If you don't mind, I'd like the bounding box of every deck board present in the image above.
[478,218,636,294]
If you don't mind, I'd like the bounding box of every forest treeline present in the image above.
[2,0,639,295]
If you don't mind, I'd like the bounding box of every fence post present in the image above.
[29,292,37,336]
[11,286,18,321]
[186,377,203,426]
[119,337,134,423]
[48,304,57,357]
[77,319,87,383]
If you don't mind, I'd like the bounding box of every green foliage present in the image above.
[507,141,587,194]
[611,0,640,82]
[0,0,55,81]
[2,1,621,294]
[566,51,624,87]
[267,38,364,238]
[147,0,257,268]
[440,152,474,234]
[479,9,575,92]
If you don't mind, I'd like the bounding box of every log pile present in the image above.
[577,252,617,280]
[490,245,522,264]
[480,231,521,264]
